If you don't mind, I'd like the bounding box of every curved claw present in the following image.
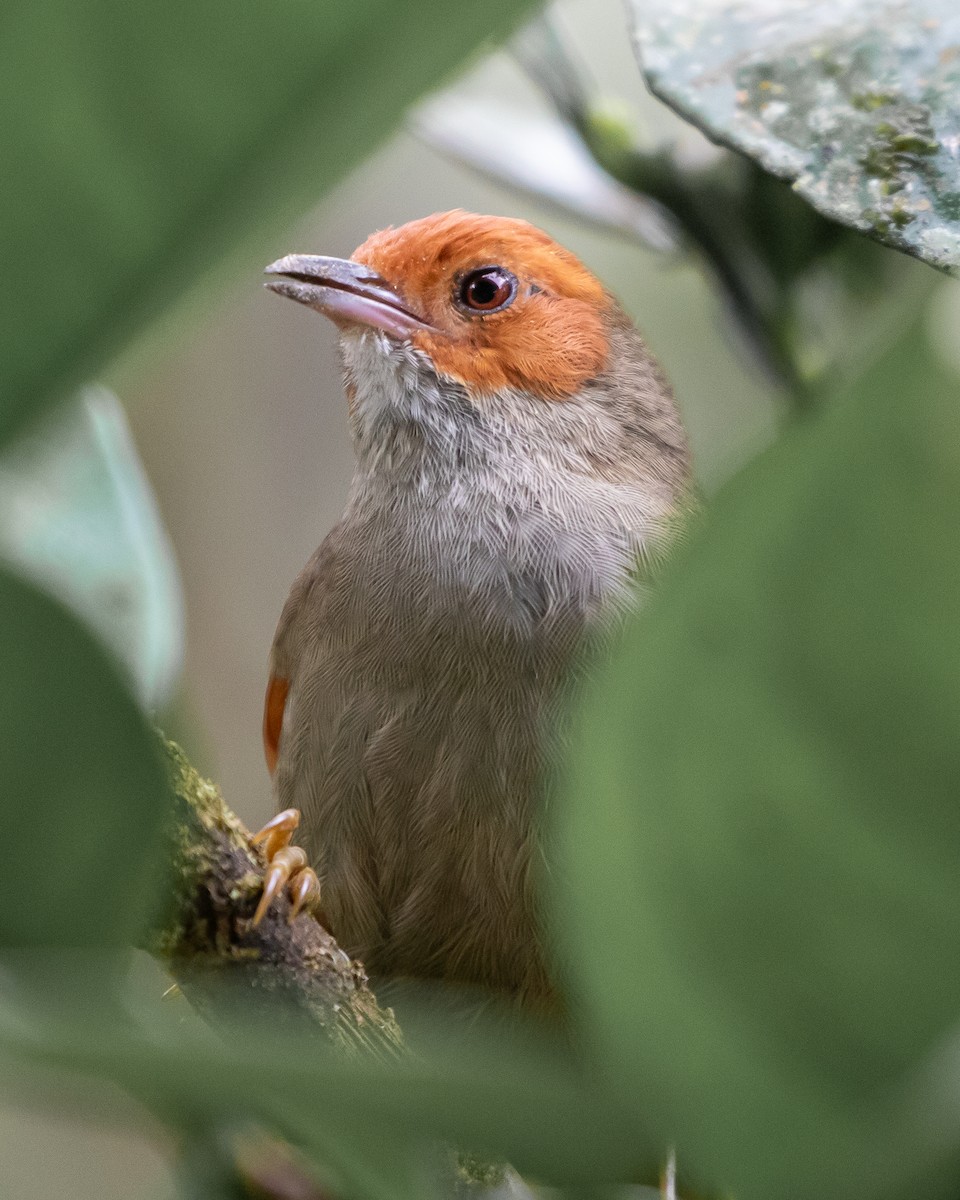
[251,845,308,926]
[251,808,300,860]
[288,867,321,922]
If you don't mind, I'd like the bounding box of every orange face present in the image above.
[350,210,613,401]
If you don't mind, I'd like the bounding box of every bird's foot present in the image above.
[249,808,320,926]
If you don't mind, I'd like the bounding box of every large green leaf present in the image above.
[0,984,659,1196]
[557,298,960,1199]
[0,566,170,945]
[0,0,539,448]
[630,0,960,270]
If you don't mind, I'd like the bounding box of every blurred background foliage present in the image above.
[3,0,960,1198]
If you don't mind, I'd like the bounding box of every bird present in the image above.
[252,210,692,1009]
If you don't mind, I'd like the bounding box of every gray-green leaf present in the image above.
[630,0,960,270]
[415,97,675,251]
[0,389,184,707]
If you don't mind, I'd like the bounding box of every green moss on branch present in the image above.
[148,737,402,1059]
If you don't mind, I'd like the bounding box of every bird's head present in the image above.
[265,210,688,492]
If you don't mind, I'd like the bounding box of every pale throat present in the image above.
[336,331,667,626]
[340,328,485,477]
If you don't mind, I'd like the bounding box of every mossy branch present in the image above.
[147,739,529,1199]
[148,737,403,1059]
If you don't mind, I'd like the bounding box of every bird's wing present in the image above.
[262,534,338,775]
[262,673,290,776]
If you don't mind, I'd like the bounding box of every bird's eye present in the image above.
[456,266,518,314]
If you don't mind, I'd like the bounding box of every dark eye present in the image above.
[457,266,518,314]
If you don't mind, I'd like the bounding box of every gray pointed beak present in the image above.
[264,254,433,339]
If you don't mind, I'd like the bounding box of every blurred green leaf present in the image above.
[0,0,539,448]
[0,388,184,707]
[0,566,170,945]
[630,0,960,270]
[557,296,960,1199]
[415,97,675,252]
[0,976,655,1196]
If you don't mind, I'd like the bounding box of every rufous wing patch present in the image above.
[263,674,290,776]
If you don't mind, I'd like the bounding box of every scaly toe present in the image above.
[252,845,308,926]
[287,867,321,922]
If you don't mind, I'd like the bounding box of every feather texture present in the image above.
[267,213,692,1005]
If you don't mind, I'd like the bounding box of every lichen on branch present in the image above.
[149,737,402,1059]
